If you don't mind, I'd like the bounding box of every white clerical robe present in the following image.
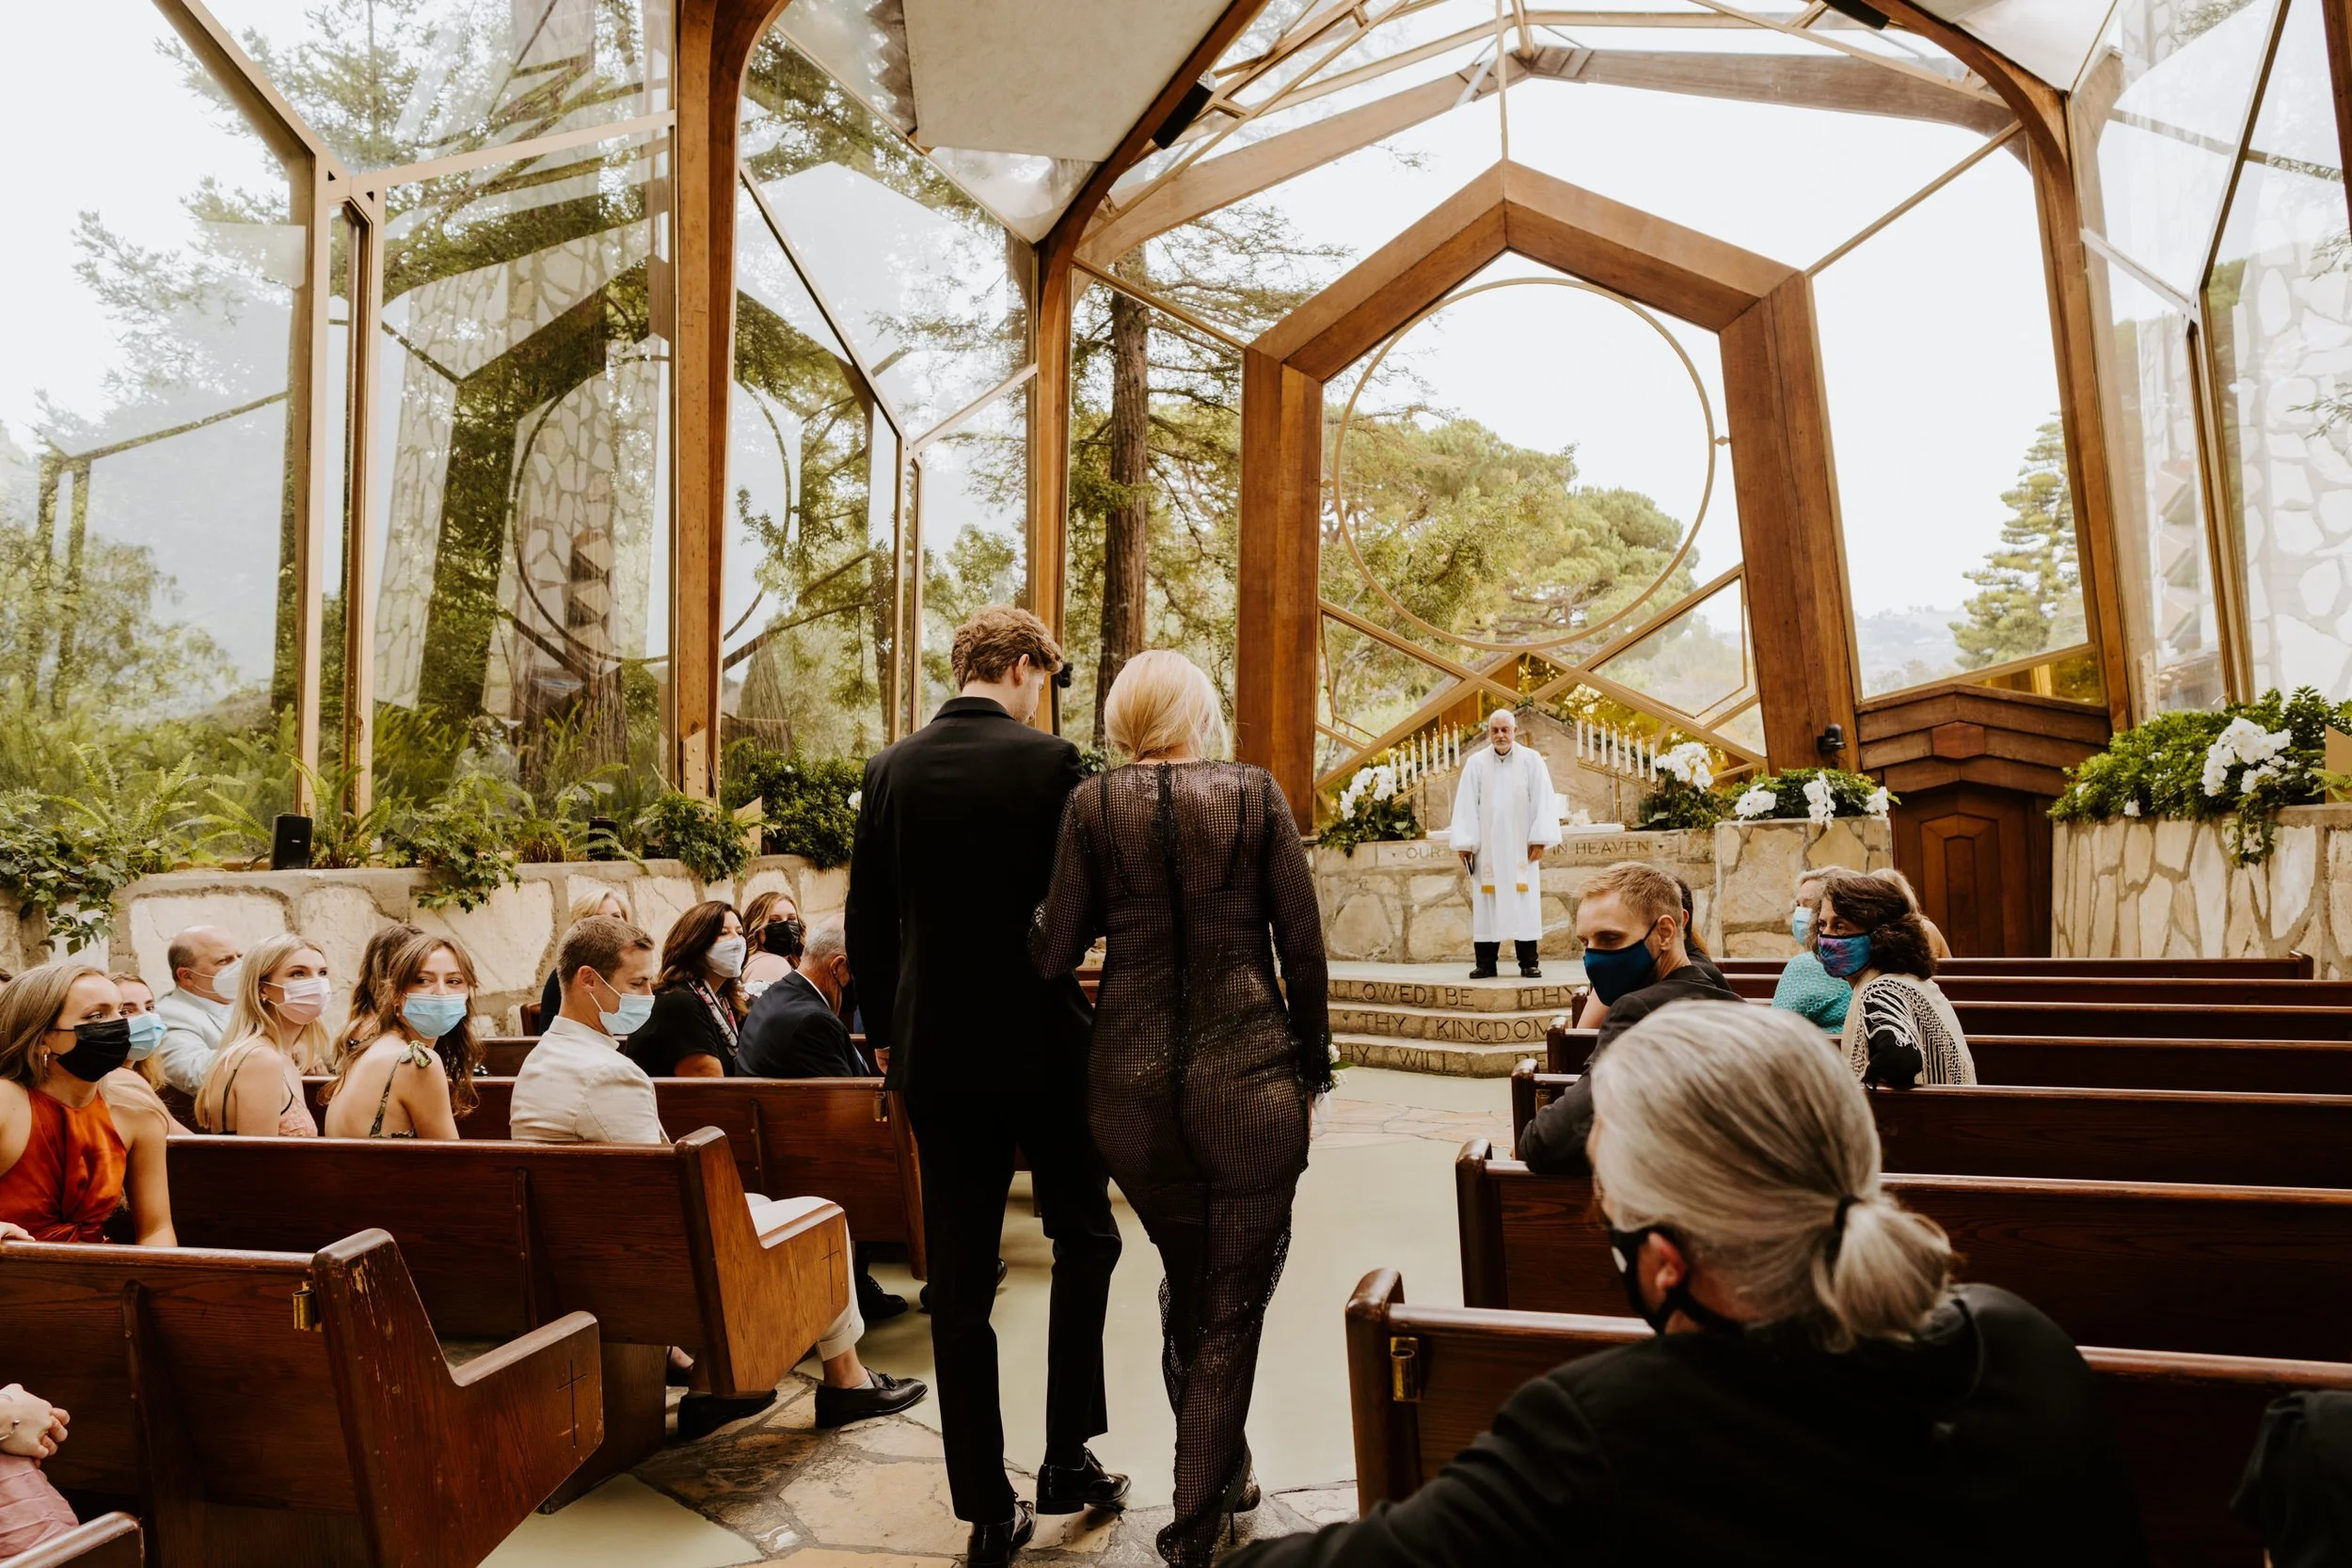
[1449,743,1563,942]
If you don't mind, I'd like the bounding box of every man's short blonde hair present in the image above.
[951,605,1062,688]
[1583,861,1684,928]
[1104,650,1228,761]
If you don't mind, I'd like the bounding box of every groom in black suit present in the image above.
[846,606,1125,1564]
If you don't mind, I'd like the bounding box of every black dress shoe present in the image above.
[814,1370,929,1429]
[674,1388,776,1441]
[967,1501,1035,1567]
[1519,964,1543,978]
[1468,964,1499,979]
[858,1275,910,1323]
[1035,1448,1130,1513]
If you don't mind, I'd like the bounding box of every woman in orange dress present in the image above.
[0,961,175,1244]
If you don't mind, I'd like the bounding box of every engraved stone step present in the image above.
[1327,973,1582,1014]
[1327,1003,1565,1049]
[1334,1032,1536,1078]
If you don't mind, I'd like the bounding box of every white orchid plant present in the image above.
[1322,760,1421,856]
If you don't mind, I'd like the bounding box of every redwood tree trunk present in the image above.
[1095,253,1152,738]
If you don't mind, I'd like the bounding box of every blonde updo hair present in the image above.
[1104,649,1227,762]
[1590,1001,1952,1350]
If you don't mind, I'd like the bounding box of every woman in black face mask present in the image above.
[0,961,176,1245]
[1226,1003,2147,1568]
[739,890,804,1005]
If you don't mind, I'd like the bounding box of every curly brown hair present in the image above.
[949,605,1061,688]
[1817,868,1936,979]
[659,900,743,1010]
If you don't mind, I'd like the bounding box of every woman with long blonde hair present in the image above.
[1031,649,1328,1567]
[194,932,332,1136]
[320,930,482,1139]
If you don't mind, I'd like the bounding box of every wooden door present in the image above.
[1891,784,2053,958]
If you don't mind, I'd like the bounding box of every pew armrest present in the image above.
[314,1230,606,1567]
[677,1130,852,1399]
[1,1513,142,1568]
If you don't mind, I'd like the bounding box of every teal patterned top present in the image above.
[1772,948,1851,1033]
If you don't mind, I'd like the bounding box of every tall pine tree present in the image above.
[1953,419,2083,668]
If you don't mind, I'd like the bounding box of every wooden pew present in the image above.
[0,1231,600,1567]
[1509,1066,2352,1188]
[1454,1140,2352,1361]
[1345,1268,2346,1567]
[454,1076,928,1277]
[1720,974,2352,1009]
[167,1132,848,1501]
[1951,1000,2352,1040]
[1714,954,2316,979]
[479,1036,536,1077]
[1546,1024,2352,1094]
[4,1513,140,1568]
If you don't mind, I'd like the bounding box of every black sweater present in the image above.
[1518,962,1740,1174]
[1228,1286,2147,1568]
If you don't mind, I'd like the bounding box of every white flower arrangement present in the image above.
[2122,798,2141,818]
[2202,717,2292,799]
[1657,742,1714,791]
[1733,784,1778,820]
[1338,767,1375,817]
[847,789,863,811]
[1803,773,1836,828]
[1371,763,1397,801]
[1864,786,1891,820]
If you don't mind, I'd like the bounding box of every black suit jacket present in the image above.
[739,972,871,1079]
[847,695,1090,1097]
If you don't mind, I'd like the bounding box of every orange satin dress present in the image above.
[0,1089,128,1243]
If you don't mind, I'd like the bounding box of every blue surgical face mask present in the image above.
[402,991,469,1039]
[124,1011,166,1062]
[1581,923,1661,1006]
[1790,907,1814,942]
[1816,932,1872,980]
[591,973,655,1037]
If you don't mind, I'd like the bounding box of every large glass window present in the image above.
[1815,148,2082,700]
[1,1,306,799]
[2207,0,2352,697]
[371,127,675,800]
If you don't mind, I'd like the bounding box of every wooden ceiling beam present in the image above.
[1499,162,1791,329]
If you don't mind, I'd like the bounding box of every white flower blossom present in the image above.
[2203,718,2292,798]
[847,789,863,811]
[1659,742,1714,791]
[1734,784,1778,820]
[1803,774,1836,828]
[1372,764,1397,801]
[1864,786,1891,820]
[2122,798,2141,818]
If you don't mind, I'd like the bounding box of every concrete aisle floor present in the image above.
[485,1066,1510,1566]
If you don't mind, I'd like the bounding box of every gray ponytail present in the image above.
[1590,1001,1951,1350]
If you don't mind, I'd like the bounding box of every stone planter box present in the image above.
[3,854,842,1036]
[2052,804,2352,977]
[1314,816,1892,963]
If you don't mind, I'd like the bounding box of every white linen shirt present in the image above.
[151,990,230,1096]
[509,1013,669,1146]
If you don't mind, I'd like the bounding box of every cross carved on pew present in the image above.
[820,1226,847,1291]
[558,1352,593,1449]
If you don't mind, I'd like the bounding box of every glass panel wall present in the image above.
[2206,0,2352,697]
[2,1,305,802]
[372,127,674,800]
[915,387,1031,722]
[1815,149,2079,699]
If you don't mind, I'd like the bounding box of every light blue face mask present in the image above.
[124,1011,166,1062]
[1790,907,1813,942]
[402,991,470,1039]
[591,974,655,1037]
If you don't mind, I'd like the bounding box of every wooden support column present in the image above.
[1720,272,1859,771]
[2326,1,2352,239]
[1028,262,1074,637]
[1236,349,1324,828]
[673,0,787,794]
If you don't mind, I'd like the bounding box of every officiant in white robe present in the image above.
[1449,708,1563,978]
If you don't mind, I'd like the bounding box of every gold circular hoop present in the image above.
[1329,274,1719,656]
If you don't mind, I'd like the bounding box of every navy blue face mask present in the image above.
[1581,922,1662,1006]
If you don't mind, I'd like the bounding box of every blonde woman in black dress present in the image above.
[1031,649,1332,1568]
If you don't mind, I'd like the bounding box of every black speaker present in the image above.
[271,813,313,870]
[1152,74,1217,149]
[588,816,620,861]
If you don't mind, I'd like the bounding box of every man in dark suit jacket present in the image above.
[847,606,1124,1564]
[738,916,873,1079]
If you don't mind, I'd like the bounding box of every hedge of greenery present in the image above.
[2049,688,2352,865]
[1639,758,1893,833]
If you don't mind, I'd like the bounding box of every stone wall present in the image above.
[2051,805,2350,976]
[2,854,842,1036]
[1316,816,1892,963]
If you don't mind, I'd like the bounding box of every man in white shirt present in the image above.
[513,914,925,1436]
[1449,708,1563,978]
[152,925,243,1095]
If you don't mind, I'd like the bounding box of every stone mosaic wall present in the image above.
[1315,816,1892,962]
[12,854,844,1036]
[2052,804,2350,977]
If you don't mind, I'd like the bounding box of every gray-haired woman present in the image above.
[1227,1003,2146,1568]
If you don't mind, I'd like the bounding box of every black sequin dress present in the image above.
[1031,760,1332,1565]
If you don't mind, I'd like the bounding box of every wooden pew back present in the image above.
[452,1076,926,1275]
[1346,1268,2345,1567]
[1952,1000,2352,1040]
[1509,1067,2352,1188]
[8,1514,141,1568]
[167,1132,845,1399]
[1713,955,2315,978]
[1547,1025,2352,1094]
[1723,974,2352,1009]
[0,1231,600,1567]
[1454,1142,2352,1361]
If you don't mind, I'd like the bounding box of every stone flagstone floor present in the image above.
[484,1067,1510,1566]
